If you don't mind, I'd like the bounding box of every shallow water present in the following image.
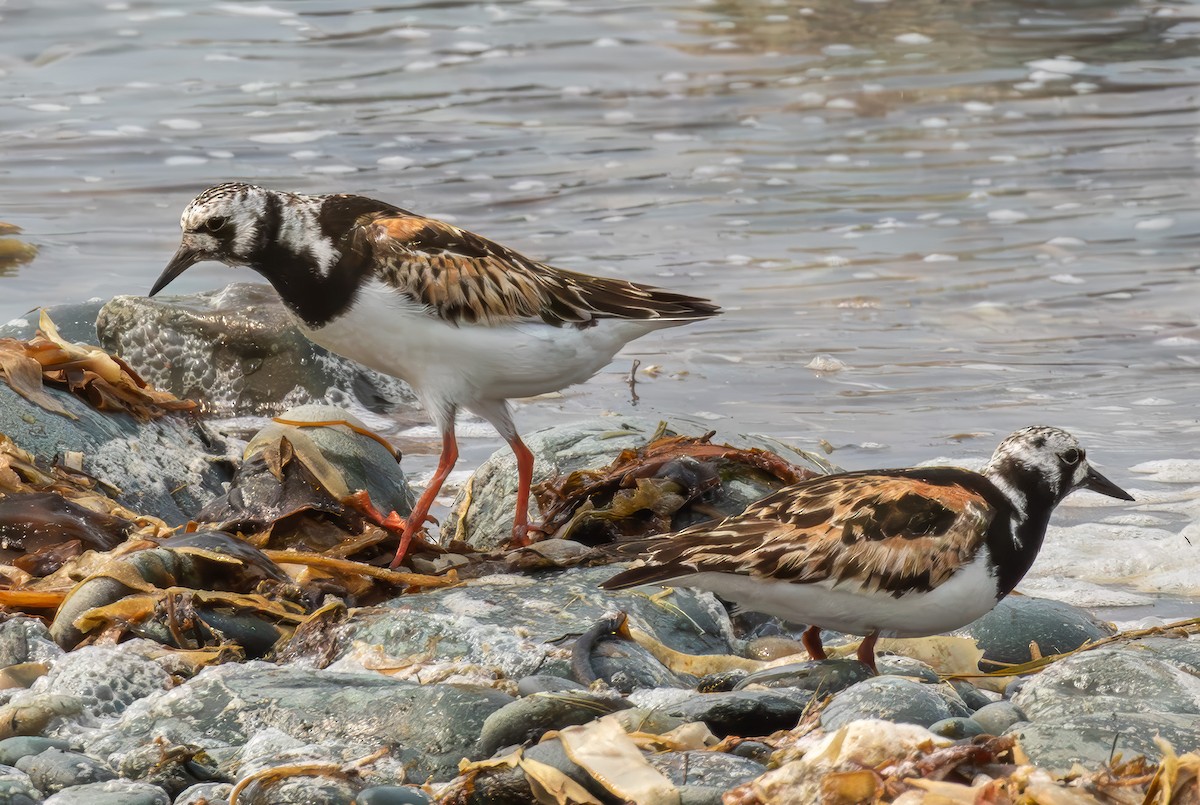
[2,0,1197,608]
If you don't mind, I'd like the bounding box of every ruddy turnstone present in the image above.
[601,426,1133,673]
[149,182,719,567]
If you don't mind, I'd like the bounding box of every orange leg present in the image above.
[390,430,459,569]
[802,625,827,661]
[857,630,880,675]
[508,435,536,546]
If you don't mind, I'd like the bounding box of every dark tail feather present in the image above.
[600,561,694,590]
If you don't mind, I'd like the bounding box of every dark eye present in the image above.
[204,216,228,233]
[1061,448,1082,465]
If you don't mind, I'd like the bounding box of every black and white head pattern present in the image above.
[178,182,340,276]
[983,426,1091,513]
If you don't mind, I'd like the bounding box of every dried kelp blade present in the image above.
[0,310,197,421]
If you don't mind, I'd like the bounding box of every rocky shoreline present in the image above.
[0,291,1197,804]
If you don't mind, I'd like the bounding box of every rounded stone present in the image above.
[948,680,996,711]
[729,740,773,765]
[697,670,747,693]
[0,617,62,668]
[875,655,940,683]
[928,717,986,740]
[0,736,72,767]
[15,748,117,795]
[820,677,972,731]
[1004,676,1029,700]
[735,659,872,695]
[515,675,587,697]
[174,783,233,805]
[41,780,170,805]
[355,786,434,804]
[971,701,1025,735]
[961,596,1115,666]
[654,690,815,738]
[476,692,631,757]
[29,645,170,719]
[647,750,766,800]
[0,772,40,805]
[1011,648,1200,722]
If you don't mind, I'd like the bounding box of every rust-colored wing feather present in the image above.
[349,212,719,327]
[601,470,997,595]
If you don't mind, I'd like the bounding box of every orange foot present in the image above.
[508,520,548,548]
[342,490,436,568]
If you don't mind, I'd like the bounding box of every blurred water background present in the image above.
[1,0,1197,614]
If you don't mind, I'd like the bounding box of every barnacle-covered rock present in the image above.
[97,284,418,417]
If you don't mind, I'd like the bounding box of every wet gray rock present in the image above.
[875,655,941,683]
[516,675,587,697]
[1005,639,1200,769]
[0,618,62,669]
[226,727,394,805]
[653,690,815,738]
[586,636,689,693]
[355,786,433,804]
[1009,713,1200,771]
[0,382,230,524]
[477,691,632,757]
[1011,645,1200,722]
[0,768,39,805]
[647,751,765,804]
[90,662,512,784]
[328,566,737,680]
[0,736,72,767]
[971,701,1025,735]
[26,646,170,725]
[97,285,417,417]
[445,417,835,550]
[41,779,169,805]
[174,783,233,805]
[232,775,356,805]
[733,659,871,695]
[15,748,116,794]
[948,680,996,711]
[0,301,107,345]
[961,596,1115,666]
[820,677,971,731]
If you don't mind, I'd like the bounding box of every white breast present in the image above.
[296,278,679,408]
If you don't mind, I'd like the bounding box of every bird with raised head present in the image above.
[601,426,1134,673]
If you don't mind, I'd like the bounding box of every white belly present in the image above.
[297,279,677,407]
[662,553,1001,638]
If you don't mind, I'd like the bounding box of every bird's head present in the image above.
[150,182,270,296]
[985,425,1133,509]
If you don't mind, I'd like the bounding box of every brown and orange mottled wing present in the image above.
[349,212,719,327]
[601,471,997,595]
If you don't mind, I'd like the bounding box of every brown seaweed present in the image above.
[533,429,819,544]
[0,310,196,421]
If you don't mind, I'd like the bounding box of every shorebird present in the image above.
[601,426,1133,673]
[150,183,719,567]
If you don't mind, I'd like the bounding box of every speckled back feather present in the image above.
[352,213,720,327]
[602,469,999,596]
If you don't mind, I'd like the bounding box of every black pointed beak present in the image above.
[150,240,203,297]
[1082,465,1134,501]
